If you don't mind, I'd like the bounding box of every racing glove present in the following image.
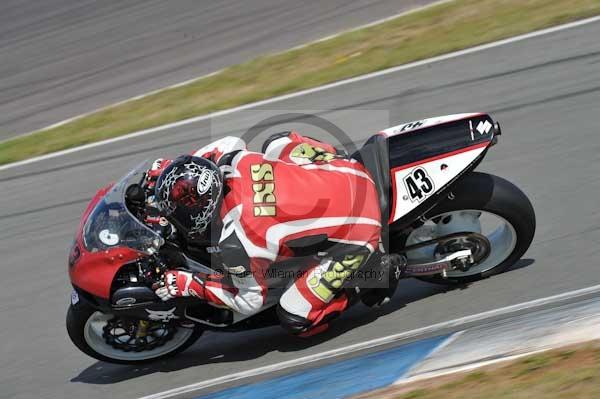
[155,270,206,301]
[145,158,172,189]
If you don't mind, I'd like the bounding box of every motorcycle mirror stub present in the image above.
[125,183,146,206]
[70,289,79,305]
[494,121,502,136]
[150,237,165,254]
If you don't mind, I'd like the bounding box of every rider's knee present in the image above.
[276,304,311,335]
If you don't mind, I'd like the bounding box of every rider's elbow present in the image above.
[234,292,265,315]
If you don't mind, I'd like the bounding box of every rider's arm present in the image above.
[200,257,269,315]
[205,229,270,315]
[156,258,268,316]
[145,158,172,190]
[156,231,269,316]
[192,136,246,164]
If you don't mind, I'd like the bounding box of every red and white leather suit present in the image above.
[157,133,382,334]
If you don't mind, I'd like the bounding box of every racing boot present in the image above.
[360,253,406,308]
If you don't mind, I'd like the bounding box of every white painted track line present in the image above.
[138,283,600,399]
[10,0,453,141]
[394,349,551,386]
[2,15,600,172]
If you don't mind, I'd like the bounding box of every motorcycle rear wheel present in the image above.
[401,172,535,285]
[66,301,203,364]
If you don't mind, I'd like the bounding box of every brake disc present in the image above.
[434,232,491,270]
[102,317,176,352]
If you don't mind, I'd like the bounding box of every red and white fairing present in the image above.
[389,143,488,221]
[379,113,485,137]
[381,113,494,223]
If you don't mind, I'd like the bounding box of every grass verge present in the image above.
[2,0,600,165]
[359,341,600,399]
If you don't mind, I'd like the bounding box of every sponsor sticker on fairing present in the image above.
[71,290,79,305]
[98,229,119,246]
[146,307,178,322]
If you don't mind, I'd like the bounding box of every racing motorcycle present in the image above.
[67,113,535,364]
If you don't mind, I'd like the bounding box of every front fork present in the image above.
[136,320,150,338]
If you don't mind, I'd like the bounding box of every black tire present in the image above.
[66,302,203,364]
[410,172,535,285]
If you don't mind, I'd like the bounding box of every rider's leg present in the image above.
[277,250,369,336]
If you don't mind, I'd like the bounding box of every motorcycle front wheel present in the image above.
[66,301,203,364]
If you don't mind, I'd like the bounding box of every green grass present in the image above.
[2,0,600,165]
[390,343,600,399]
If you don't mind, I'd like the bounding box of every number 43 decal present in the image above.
[403,167,435,202]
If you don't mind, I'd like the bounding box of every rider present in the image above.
[149,132,392,336]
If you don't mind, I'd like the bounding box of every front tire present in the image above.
[403,172,535,285]
[67,301,203,364]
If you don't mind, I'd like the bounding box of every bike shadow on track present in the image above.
[71,258,534,385]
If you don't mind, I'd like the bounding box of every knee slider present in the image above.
[276,304,311,335]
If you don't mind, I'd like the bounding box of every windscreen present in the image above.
[82,161,164,255]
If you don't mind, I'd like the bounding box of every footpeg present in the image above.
[359,254,406,308]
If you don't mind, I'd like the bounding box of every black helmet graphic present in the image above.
[155,155,223,238]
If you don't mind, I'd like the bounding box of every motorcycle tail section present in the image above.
[380,113,499,225]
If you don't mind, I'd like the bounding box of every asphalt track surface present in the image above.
[0,0,434,139]
[2,20,600,399]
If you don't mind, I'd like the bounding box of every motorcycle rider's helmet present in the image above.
[155,155,223,240]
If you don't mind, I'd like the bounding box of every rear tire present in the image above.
[67,301,203,364]
[407,172,535,285]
